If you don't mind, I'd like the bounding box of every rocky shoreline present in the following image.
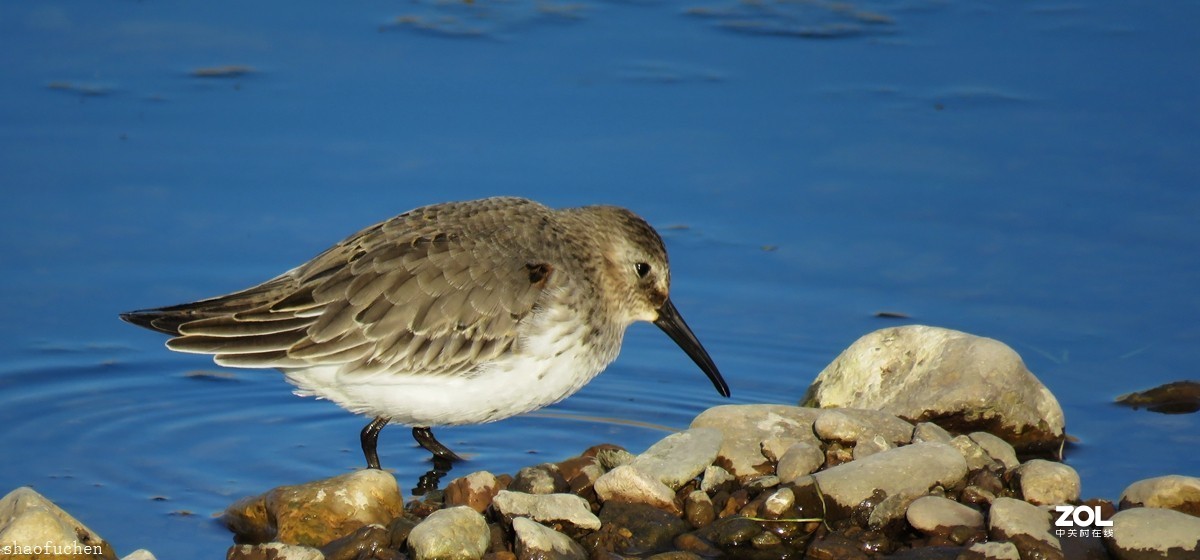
[2,326,1197,559]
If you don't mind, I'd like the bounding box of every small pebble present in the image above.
[684,490,716,529]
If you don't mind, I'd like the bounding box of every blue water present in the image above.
[2,1,1198,557]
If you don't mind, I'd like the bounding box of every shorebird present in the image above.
[121,197,729,469]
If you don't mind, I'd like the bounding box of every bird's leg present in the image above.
[360,416,390,469]
[411,426,465,463]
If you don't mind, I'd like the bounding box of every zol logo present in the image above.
[1054,505,1113,527]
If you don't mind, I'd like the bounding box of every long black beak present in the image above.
[653,298,731,398]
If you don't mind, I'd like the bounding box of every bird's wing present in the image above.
[130,198,559,377]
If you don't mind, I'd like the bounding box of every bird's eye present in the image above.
[635,262,651,278]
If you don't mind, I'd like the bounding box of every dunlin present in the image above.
[121,196,729,469]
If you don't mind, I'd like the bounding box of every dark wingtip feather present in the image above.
[120,308,188,336]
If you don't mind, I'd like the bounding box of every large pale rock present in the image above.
[905,495,984,533]
[1119,475,1200,516]
[1016,460,1080,505]
[1104,507,1200,560]
[222,469,403,547]
[492,490,601,532]
[0,487,118,560]
[628,428,723,490]
[690,404,821,478]
[809,442,968,517]
[987,497,1062,559]
[801,325,1065,453]
[593,465,679,514]
[812,408,914,446]
[512,517,587,560]
[408,506,490,560]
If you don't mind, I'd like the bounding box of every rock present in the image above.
[852,435,891,460]
[628,429,723,490]
[1104,507,1200,560]
[120,551,157,560]
[949,435,996,472]
[1119,475,1200,516]
[511,517,586,560]
[801,325,1066,453]
[987,497,1062,559]
[699,466,734,493]
[222,469,403,547]
[906,496,984,534]
[965,541,1020,560]
[690,404,821,478]
[594,448,634,470]
[646,553,703,560]
[810,442,968,518]
[967,432,1019,471]
[684,491,715,529]
[592,501,690,556]
[813,408,914,446]
[407,506,490,560]
[0,487,118,560]
[762,487,795,519]
[445,471,502,513]
[1016,460,1080,505]
[320,524,390,560]
[867,489,924,532]
[509,464,568,495]
[492,490,601,532]
[913,422,954,444]
[775,441,825,483]
[593,465,680,514]
[227,543,324,560]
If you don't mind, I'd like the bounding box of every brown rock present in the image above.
[445,471,502,513]
[222,469,404,547]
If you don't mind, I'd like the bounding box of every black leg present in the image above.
[411,426,464,463]
[360,416,390,469]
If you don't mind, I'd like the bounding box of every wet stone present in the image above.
[673,532,722,557]
[690,404,822,478]
[867,489,923,532]
[512,517,587,560]
[491,490,601,533]
[906,496,984,534]
[407,506,490,560]
[700,465,735,493]
[801,325,1066,454]
[1119,474,1200,516]
[320,524,391,560]
[445,471,502,513]
[1105,507,1200,560]
[387,516,419,548]
[509,464,568,495]
[949,435,996,472]
[594,465,680,514]
[594,501,690,556]
[222,469,403,547]
[805,532,870,560]
[707,516,763,547]
[762,487,795,519]
[965,541,1020,560]
[645,552,704,560]
[628,428,723,490]
[684,490,716,529]
[1015,459,1080,505]
[227,543,324,560]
